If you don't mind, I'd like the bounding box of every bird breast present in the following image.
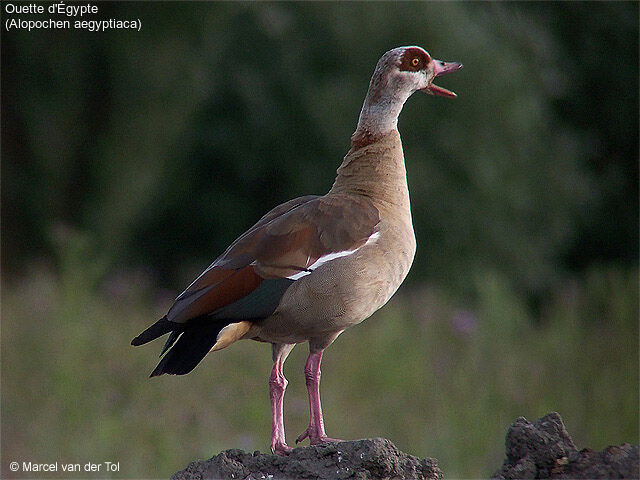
[256,213,415,344]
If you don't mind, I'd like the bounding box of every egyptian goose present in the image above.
[132,46,462,454]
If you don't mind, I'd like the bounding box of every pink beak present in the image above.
[422,59,463,98]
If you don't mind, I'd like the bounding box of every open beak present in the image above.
[422,59,463,98]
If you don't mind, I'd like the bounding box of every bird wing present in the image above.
[166,193,381,324]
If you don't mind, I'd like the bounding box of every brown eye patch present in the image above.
[399,47,431,72]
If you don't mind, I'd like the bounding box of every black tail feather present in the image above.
[149,321,226,377]
[131,316,178,346]
[160,330,181,356]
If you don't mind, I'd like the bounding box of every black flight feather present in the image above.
[131,316,178,346]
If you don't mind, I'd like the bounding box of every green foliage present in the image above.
[2,263,636,478]
[3,2,637,297]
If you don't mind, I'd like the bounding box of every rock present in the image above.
[493,412,639,479]
[171,438,443,480]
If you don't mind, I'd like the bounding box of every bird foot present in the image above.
[310,436,343,446]
[296,427,343,445]
[271,441,293,455]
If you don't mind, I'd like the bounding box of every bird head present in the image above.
[371,46,463,101]
[354,45,463,145]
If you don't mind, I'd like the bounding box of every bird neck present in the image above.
[330,130,410,210]
[351,76,412,150]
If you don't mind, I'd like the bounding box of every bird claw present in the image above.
[271,442,293,455]
[296,427,342,445]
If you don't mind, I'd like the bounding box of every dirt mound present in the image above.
[173,412,638,479]
[171,437,442,480]
[493,412,639,479]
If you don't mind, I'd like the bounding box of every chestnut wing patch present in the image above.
[176,195,320,300]
[166,194,380,325]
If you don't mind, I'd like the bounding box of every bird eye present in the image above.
[411,57,420,67]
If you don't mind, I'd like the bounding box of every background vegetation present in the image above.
[2,2,638,478]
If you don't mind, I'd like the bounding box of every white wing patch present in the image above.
[287,230,380,280]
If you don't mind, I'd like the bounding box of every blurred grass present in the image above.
[2,240,637,478]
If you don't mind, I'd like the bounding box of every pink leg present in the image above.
[296,350,343,445]
[270,343,294,454]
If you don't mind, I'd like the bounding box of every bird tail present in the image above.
[132,314,252,377]
[131,316,177,346]
[148,321,223,377]
[137,319,250,377]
